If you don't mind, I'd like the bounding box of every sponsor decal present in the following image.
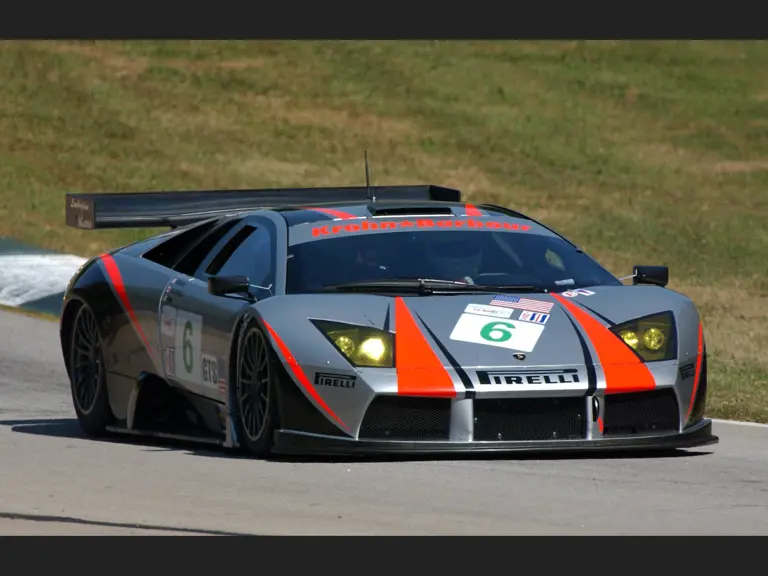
[489,294,554,313]
[202,354,221,388]
[311,218,532,237]
[464,303,512,319]
[518,310,550,325]
[449,314,544,353]
[314,372,356,389]
[680,363,695,380]
[174,310,204,385]
[160,305,177,337]
[66,197,94,229]
[561,288,595,298]
[69,198,91,211]
[554,278,575,286]
[477,368,581,386]
[164,346,175,377]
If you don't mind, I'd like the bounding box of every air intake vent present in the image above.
[368,204,455,217]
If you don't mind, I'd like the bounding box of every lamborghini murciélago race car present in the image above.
[60,184,718,457]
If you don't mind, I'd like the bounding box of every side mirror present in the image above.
[208,274,253,298]
[632,265,668,287]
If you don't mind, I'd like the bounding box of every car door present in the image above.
[158,217,277,403]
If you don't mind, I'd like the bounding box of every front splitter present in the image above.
[272,418,718,457]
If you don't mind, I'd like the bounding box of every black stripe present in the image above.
[562,313,598,396]
[382,304,391,332]
[574,301,615,326]
[415,312,476,399]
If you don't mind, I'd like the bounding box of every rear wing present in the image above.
[65,184,462,230]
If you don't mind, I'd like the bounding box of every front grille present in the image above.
[603,388,679,436]
[473,397,586,441]
[359,396,451,440]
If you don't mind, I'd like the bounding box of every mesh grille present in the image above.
[473,397,586,441]
[603,388,679,436]
[359,396,451,440]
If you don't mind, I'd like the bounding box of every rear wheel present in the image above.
[232,322,279,457]
[68,303,112,436]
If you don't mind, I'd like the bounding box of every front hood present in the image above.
[256,284,695,372]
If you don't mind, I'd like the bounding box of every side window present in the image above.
[173,219,241,275]
[207,225,274,290]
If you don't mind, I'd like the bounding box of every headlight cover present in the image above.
[312,320,394,368]
[609,311,677,362]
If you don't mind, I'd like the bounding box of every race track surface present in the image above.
[1,309,767,535]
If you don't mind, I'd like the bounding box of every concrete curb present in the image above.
[0,238,86,317]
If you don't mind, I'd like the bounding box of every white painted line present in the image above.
[0,254,87,307]
[711,418,768,429]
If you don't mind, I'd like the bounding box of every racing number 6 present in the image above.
[182,320,194,373]
[480,321,515,343]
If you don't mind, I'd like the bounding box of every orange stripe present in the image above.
[552,294,655,394]
[261,319,348,431]
[307,207,357,220]
[394,297,456,397]
[686,322,705,421]
[100,254,155,359]
[464,204,482,216]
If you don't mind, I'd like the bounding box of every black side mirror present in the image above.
[632,265,668,287]
[208,274,253,299]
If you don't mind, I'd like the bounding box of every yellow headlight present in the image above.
[314,320,394,368]
[610,312,676,362]
[643,327,665,351]
[333,335,356,357]
[358,337,386,362]
[619,330,639,349]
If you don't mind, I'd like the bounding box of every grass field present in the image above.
[0,40,766,421]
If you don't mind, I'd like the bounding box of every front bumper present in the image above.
[272,418,718,456]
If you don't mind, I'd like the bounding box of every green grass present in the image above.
[0,40,766,421]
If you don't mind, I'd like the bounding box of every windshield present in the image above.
[285,229,620,294]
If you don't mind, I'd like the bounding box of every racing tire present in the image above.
[232,321,279,458]
[67,302,113,437]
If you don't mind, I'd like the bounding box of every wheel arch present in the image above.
[240,310,350,438]
[60,297,86,377]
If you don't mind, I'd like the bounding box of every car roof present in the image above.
[270,200,529,227]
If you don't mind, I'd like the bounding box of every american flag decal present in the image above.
[489,295,554,313]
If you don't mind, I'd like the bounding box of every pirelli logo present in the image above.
[314,372,356,389]
[476,368,581,386]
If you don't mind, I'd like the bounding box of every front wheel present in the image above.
[68,303,113,437]
[232,322,279,457]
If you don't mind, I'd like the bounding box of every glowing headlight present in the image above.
[610,312,676,362]
[312,320,394,368]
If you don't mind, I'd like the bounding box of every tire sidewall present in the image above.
[231,321,278,457]
[68,302,112,435]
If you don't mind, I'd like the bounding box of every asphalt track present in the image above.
[1,309,767,535]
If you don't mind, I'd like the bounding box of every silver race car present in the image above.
[60,184,717,457]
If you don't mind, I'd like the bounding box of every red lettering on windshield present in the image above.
[310,219,531,237]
